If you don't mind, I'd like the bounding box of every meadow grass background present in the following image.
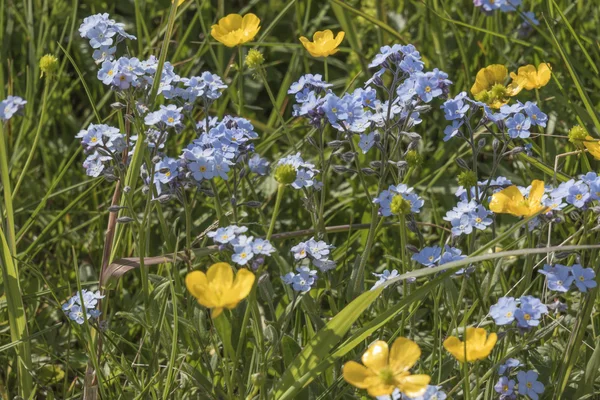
[1,0,600,398]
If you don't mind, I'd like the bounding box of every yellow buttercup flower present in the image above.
[299,30,345,58]
[211,13,261,47]
[489,180,547,217]
[583,136,600,159]
[510,63,551,91]
[443,327,497,363]
[185,262,255,318]
[343,337,431,397]
[172,0,185,5]
[471,64,521,109]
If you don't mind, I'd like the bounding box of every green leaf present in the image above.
[272,287,383,399]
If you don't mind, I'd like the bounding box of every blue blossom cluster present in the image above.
[443,199,493,236]
[539,263,597,293]
[283,238,337,292]
[207,225,275,269]
[79,13,136,63]
[374,184,424,216]
[180,116,259,184]
[62,289,104,324]
[248,153,270,176]
[494,359,544,400]
[282,266,318,293]
[0,96,27,121]
[291,237,336,272]
[547,172,600,210]
[473,0,521,12]
[442,93,547,141]
[76,123,127,178]
[412,245,471,275]
[489,295,548,329]
[289,44,450,136]
[275,152,320,190]
[376,385,447,400]
[455,176,513,202]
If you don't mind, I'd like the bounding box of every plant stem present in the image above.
[238,46,244,116]
[267,184,285,241]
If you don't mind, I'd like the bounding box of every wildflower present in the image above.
[207,225,247,244]
[281,266,317,292]
[185,262,255,318]
[441,92,470,121]
[62,290,104,324]
[443,327,497,362]
[375,184,424,217]
[299,30,345,58]
[539,264,573,293]
[371,270,399,290]
[489,180,546,217]
[505,113,531,139]
[154,157,180,184]
[249,154,269,175]
[274,153,318,189]
[415,75,442,103]
[490,297,518,325]
[571,264,597,293]
[359,132,376,153]
[498,358,521,375]
[0,96,27,121]
[343,337,431,397]
[251,238,275,256]
[494,377,516,398]
[412,246,442,267]
[517,370,544,400]
[510,63,551,91]
[210,13,261,47]
[40,54,59,79]
[470,64,521,108]
[515,295,548,329]
[566,182,590,208]
[232,245,254,266]
[523,102,547,127]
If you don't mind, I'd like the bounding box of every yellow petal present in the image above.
[186,271,217,308]
[211,307,224,319]
[333,31,345,47]
[397,374,431,397]
[443,336,466,363]
[342,361,375,389]
[389,337,421,374]
[361,340,389,372]
[584,137,600,160]
[222,268,255,308]
[207,262,234,304]
[536,62,551,88]
[528,180,545,206]
[220,14,243,31]
[366,383,396,397]
[471,65,507,95]
[481,332,497,358]
[241,13,261,43]
[465,327,486,348]
[489,186,525,215]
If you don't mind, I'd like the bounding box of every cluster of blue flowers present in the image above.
[494,358,545,400]
[376,385,447,400]
[374,184,424,216]
[290,44,451,138]
[207,225,275,269]
[79,13,136,63]
[489,295,548,329]
[442,92,548,142]
[539,263,597,293]
[412,245,471,275]
[547,172,600,210]
[0,96,27,121]
[275,152,320,190]
[283,238,336,292]
[62,289,104,324]
[76,123,127,178]
[443,199,493,236]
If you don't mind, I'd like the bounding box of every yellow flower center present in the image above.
[165,171,171,177]
[240,252,247,259]
[475,217,482,223]
[579,276,585,281]
[331,107,338,113]
[524,313,531,321]
[200,166,207,172]
[378,367,396,386]
[120,75,126,81]
[428,256,434,261]
[300,250,306,256]
[167,117,175,124]
[596,192,600,197]
[516,124,522,130]
[425,86,431,93]
[91,136,98,142]
[532,114,537,120]
[575,194,583,200]
[108,70,114,76]
[503,385,509,392]
[221,235,229,241]
[506,311,512,317]
[527,382,532,388]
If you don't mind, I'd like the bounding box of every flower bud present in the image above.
[568,125,588,144]
[245,49,265,69]
[274,164,296,184]
[457,170,477,188]
[40,54,59,79]
[405,150,423,167]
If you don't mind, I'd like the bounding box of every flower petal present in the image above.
[443,336,466,362]
[342,361,375,389]
[389,337,421,373]
[490,186,525,215]
[528,180,545,206]
[185,271,217,308]
[397,374,431,398]
[361,340,389,372]
[207,262,234,304]
[536,63,552,88]
[223,268,255,308]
